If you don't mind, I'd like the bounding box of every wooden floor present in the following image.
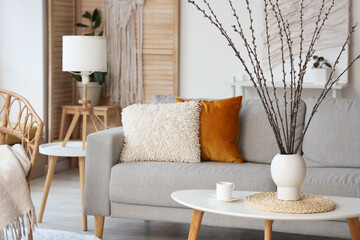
[30,169,346,240]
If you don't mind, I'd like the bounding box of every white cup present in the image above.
[216,181,235,201]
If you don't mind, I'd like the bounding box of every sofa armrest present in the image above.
[84,127,124,216]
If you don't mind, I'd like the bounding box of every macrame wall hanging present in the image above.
[104,0,145,108]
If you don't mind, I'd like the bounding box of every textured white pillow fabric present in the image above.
[120,101,201,163]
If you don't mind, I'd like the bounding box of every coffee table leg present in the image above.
[264,220,274,240]
[188,210,204,240]
[347,217,360,240]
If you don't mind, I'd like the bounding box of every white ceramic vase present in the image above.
[77,82,102,106]
[270,153,306,201]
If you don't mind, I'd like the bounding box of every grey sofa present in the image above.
[84,95,360,239]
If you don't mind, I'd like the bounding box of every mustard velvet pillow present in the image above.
[0,121,37,145]
[175,96,243,163]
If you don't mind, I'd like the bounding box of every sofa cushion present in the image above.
[176,97,243,163]
[109,161,275,208]
[303,97,360,167]
[120,101,201,163]
[301,167,360,198]
[151,95,306,164]
[238,99,306,164]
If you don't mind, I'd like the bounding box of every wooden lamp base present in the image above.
[62,83,103,150]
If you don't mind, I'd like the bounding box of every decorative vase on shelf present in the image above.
[77,81,102,106]
[314,68,331,85]
[270,154,306,201]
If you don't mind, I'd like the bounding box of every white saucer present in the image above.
[208,194,241,202]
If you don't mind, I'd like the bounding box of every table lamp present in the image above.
[62,36,107,150]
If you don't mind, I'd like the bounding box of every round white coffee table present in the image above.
[171,190,360,240]
[38,141,87,230]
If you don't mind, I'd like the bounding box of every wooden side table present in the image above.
[58,105,121,140]
[38,142,87,230]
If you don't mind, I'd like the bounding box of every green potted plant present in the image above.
[74,8,106,105]
[312,55,332,85]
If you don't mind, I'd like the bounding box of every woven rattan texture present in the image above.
[245,192,336,214]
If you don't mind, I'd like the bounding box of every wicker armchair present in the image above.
[0,89,43,239]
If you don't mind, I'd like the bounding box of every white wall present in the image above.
[180,1,242,99]
[344,0,360,98]
[0,0,45,120]
[180,0,360,99]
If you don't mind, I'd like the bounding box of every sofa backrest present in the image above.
[238,99,306,164]
[152,95,177,104]
[303,97,360,168]
[152,95,214,104]
[151,95,306,164]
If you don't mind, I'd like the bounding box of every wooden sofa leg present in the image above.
[94,216,105,239]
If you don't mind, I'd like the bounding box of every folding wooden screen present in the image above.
[141,0,179,103]
[48,0,76,142]
[48,0,179,141]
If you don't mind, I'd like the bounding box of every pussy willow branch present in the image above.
[294,0,328,107]
[189,0,286,152]
[219,0,286,152]
[292,0,305,152]
[292,0,335,152]
[294,54,360,153]
[230,0,282,131]
[298,0,334,87]
[270,0,299,151]
[238,0,284,144]
[266,0,290,151]
[298,0,305,78]
[323,24,357,94]
[229,0,286,152]
[297,25,359,151]
[264,0,286,152]
[188,0,359,154]
[245,0,284,144]
[271,0,298,152]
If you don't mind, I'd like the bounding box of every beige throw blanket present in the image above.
[0,144,36,240]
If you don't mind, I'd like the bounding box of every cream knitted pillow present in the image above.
[120,101,201,163]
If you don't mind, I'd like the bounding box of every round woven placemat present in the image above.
[245,192,336,214]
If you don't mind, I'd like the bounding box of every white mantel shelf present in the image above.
[227,79,349,98]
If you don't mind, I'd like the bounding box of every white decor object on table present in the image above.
[216,182,235,201]
[270,154,306,201]
[171,190,360,240]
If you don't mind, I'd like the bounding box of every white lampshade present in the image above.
[62,36,107,72]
